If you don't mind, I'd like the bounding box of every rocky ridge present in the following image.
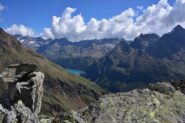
[59,81,185,123]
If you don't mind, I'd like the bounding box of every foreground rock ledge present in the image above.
[58,82,185,123]
[0,64,185,123]
[0,64,44,123]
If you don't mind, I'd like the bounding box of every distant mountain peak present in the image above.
[172,25,185,32]
[130,33,159,50]
[137,33,159,39]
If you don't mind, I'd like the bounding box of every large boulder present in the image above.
[0,63,44,123]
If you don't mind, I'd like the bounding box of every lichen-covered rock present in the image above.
[0,63,44,123]
[64,82,185,123]
[149,82,176,95]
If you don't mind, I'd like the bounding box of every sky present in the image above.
[1,0,185,42]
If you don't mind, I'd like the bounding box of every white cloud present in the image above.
[0,0,178,41]
[137,6,144,10]
[0,3,5,12]
[135,0,173,35]
[4,0,185,41]
[43,7,135,41]
[41,0,185,41]
[43,0,185,41]
[6,24,35,37]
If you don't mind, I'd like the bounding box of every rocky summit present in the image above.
[0,63,44,123]
[58,81,185,123]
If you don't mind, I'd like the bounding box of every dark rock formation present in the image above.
[0,63,44,123]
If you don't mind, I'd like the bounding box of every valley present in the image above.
[17,25,185,92]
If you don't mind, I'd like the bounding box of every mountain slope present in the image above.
[85,25,185,92]
[37,38,121,70]
[0,28,105,115]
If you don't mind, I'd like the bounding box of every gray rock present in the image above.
[0,64,44,123]
[149,82,176,95]
[0,63,37,83]
[63,82,185,123]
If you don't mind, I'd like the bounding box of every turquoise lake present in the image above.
[66,69,85,75]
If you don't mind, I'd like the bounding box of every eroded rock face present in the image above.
[0,64,44,123]
[60,81,185,123]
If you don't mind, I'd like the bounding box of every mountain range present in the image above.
[15,25,185,93]
[16,36,121,70]
[15,35,50,50]
[37,38,122,70]
[85,25,185,92]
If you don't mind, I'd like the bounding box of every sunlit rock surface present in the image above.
[58,81,185,123]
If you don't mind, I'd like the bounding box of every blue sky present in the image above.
[1,0,184,42]
[0,0,174,33]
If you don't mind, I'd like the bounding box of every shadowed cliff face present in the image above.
[0,28,105,115]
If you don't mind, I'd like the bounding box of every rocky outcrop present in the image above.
[0,64,44,123]
[60,81,185,123]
